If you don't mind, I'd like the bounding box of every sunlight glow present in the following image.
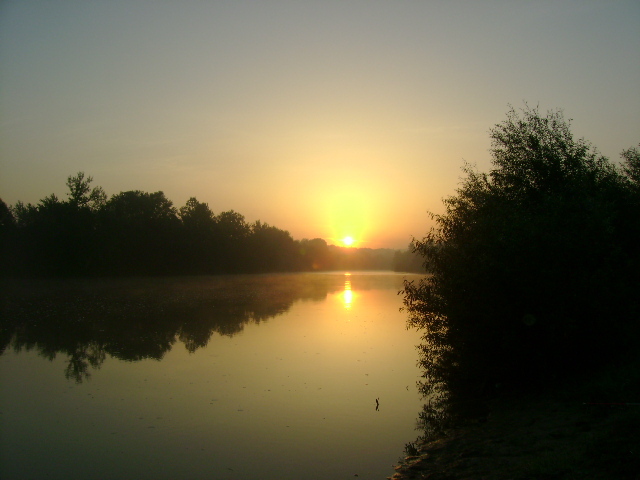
[323,187,372,248]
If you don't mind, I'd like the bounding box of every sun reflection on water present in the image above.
[342,273,353,310]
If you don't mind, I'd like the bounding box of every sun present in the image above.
[342,236,354,247]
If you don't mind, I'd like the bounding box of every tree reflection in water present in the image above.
[1,274,393,382]
[406,328,493,455]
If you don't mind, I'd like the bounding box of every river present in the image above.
[0,272,426,480]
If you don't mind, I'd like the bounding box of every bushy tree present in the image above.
[245,221,298,272]
[210,210,250,272]
[178,197,217,273]
[0,198,17,275]
[7,179,100,276]
[98,190,181,274]
[179,197,215,230]
[621,145,640,189]
[404,106,639,388]
[298,238,333,270]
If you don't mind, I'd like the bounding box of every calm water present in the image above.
[0,272,426,480]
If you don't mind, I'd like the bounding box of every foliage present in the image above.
[0,198,16,275]
[97,190,181,275]
[66,172,106,210]
[621,145,640,188]
[404,106,640,388]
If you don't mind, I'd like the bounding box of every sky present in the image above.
[1,1,639,249]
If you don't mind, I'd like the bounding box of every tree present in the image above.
[0,198,16,231]
[103,190,177,222]
[66,172,106,210]
[245,221,298,272]
[404,106,639,388]
[7,192,99,276]
[621,145,640,190]
[210,210,250,272]
[0,198,17,276]
[298,238,333,270]
[98,190,180,274]
[214,210,249,241]
[179,197,215,229]
[178,197,217,273]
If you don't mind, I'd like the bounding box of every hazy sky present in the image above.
[1,1,638,248]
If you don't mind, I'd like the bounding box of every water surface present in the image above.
[1,272,425,479]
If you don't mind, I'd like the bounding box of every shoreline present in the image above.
[390,363,640,479]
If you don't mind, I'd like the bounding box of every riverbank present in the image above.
[390,358,640,479]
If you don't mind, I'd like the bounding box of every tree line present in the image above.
[0,174,420,277]
[403,105,640,390]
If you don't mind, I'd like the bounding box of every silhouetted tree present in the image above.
[211,210,250,272]
[8,190,96,276]
[0,198,16,276]
[298,238,333,270]
[214,210,249,241]
[178,197,217,273]
[404,105,639,388]
[618,144,640,275]
[622,145,640,190]
[66,172,106,210]
[4,174,107,276]
[180,197,215,229]
[245,221,298,272]
[98,190,181,275]
[0,198,15,230]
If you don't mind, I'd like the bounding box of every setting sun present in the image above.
[342,236,354,247]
